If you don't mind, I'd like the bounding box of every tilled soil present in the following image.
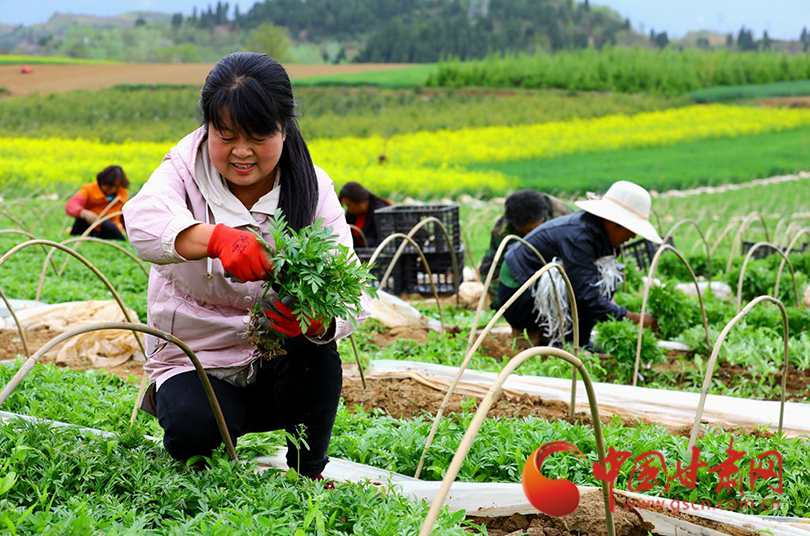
[467,490,655,536]
[341,376,782,440]
[341,376,687,435]
[0,63,416,96]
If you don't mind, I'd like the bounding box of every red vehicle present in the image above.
[20,65,34,74]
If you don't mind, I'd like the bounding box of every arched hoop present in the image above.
[726,212,771,273]
[380,217,460,308]
[368,233,445,330]
[0,229,60,273]
[58,211,124,276]
[467,234,552,353]
[418,346,614,536]
[663,219,712,280]
[735,242,799,313]
[0,321,237,462]
[347,225,368,248]
[632,244,712,387]
[687,296,789,452]
[0,286,29,357]
[774,228,810,299]
[36,237,149,302]
[0,240,146,358]
[414,262,580,479]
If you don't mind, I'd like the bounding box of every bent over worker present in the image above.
[64,165,129,240]
[479,189,572,309]
[498,181,659,347]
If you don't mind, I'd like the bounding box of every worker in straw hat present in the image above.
[498,180,661,348]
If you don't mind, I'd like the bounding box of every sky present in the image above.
[591,0,810,40]
[2,0,810,40]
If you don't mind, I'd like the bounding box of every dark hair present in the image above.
[338,181,391,208]
[200,52,318,232]
[504,189,548,228]
[96,165,129,189]
[338,182,371,203]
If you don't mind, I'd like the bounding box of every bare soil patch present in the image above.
[0,63,416,96]
[757,96,810,109]
[468,490,655,536]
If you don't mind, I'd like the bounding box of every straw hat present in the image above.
[575,181,662,244]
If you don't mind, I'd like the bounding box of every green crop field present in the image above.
[690,79,810,103]
[2,46,810,533]
[428,48,810,95]
[293,64,436,88]
[467,126,810,194]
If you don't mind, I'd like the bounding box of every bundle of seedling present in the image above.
[246,209,378,359]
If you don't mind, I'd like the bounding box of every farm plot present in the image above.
[1,174,810,533]
[4,104,810,196]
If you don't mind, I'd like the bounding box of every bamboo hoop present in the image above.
[772,218,789,247]
[778,222,801,248]
[690,220,717,255]
[687,296,789,452]
[58,210,124,276]
[0,286,29,358]
[663,219,712,280]
[0,240,146,359]
[414,262,580,479]
[735,242,799,313]
[0,229,60,273]
[708,220,738,257]
[347,224,368,248]
[36,236,149,302]
[419,346,614,536]
[380,217,461,308]
[632,244,712,387]
[368,233,446,330]
[466,234,554,353]
[0,322,238,462]
[0,211,33,234]
[774,228,810,299]
[726,212,771,273]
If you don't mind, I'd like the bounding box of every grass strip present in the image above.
[466,126,810,194]
[293,65,436,88]
[690,79,810,103]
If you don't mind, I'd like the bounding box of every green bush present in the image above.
[428,48,810,95]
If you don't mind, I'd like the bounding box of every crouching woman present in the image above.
[123,52,369,479]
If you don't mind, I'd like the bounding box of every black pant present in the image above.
[155,337,342,477]
[499,282,537,332]
[70,217,125,241]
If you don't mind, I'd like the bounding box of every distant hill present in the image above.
[239,0,637,62]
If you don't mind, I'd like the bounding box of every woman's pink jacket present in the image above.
[123,127,369,389]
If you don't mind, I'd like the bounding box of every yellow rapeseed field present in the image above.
[3,105,810,196]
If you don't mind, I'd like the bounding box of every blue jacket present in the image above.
[504,211,627,342]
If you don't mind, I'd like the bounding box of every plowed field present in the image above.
[0,63,412,96]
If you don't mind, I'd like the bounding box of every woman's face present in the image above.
[208,121,285,190]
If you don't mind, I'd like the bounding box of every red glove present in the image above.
[262,296,326,338]
[207,224,274,282]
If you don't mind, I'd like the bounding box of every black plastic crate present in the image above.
[375,204,461,255]
[400,246,465,296]
[742,240,808,260]
[621,236,674,271]
[355,247,404,295]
